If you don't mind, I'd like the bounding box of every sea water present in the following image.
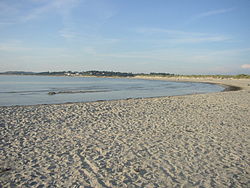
[0,75,223,106]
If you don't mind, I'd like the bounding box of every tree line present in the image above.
[0,71,249,79]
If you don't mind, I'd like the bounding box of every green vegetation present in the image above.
[136,73,250,79]
[138,72,175,77]
[80,71,134,77]
[0,71,249,79]
[0,71,134,77]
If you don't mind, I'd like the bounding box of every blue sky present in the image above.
[0,0,250,74]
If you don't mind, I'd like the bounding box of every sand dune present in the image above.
[0,78,249,187]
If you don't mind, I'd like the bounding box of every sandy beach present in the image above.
[0,78,249,187]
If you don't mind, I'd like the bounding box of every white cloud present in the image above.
[83,47,97,55]
[204,48,250,56]
[135,28,205,36]
[0,41,31,52]
[241,64,250,69]
[22,0,81,39]
[0,0,81,27]
[22,0,80,22]
[197,8,234,18]
[170,36,229,43]
[59,28,76,39]
[186,8,234,24]
[135,27,230,44]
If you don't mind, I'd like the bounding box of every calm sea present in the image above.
[0,75,223,106]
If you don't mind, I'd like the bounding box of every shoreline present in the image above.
[1,78,249,187]
[0,76,247,108]
[133,75,249,90]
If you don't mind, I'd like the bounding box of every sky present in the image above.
[0,0,250,74]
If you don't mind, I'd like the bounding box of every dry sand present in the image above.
[0,78,250,187]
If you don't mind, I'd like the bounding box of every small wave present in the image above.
[0,90,51,94]
[48,90,111,95]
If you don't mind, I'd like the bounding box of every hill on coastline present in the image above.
[0,70,249,79]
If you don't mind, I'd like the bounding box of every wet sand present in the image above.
[0,78,250,187]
